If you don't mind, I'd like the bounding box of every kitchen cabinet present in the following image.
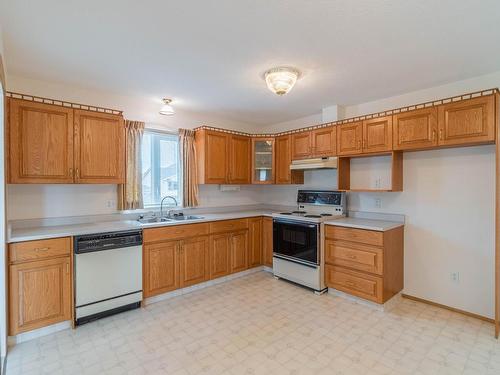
[311,126,337,157]
[263,217,274,267]
[393,108,438,150]
[337,122,363,155]
[7,98,125,184]
[228,134,251,184]
[324,225,403,304]
[248,217,262,267]
[362,116,393,153]
[437,95,495,147]
[8,237,72,335]
[291,131,312,160]
[230,230,248,273]
[179,236,210,287]
[252,138,275,184]
[209,233,231,279]
[8,99,75,183]
[143,241,179,297]
[74,110,125,183]
[275,135,304,184]
[195,129,251,184]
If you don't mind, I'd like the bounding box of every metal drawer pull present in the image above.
[34,247,50,252]
[344,280,357,288]
[346,254,358,260]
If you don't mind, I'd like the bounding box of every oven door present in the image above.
[273,219,319,266]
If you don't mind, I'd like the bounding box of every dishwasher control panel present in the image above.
[74,230,143,254]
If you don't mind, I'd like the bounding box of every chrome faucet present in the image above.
[160,196,178,218]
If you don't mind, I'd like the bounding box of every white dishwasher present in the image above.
[74,230,143,325]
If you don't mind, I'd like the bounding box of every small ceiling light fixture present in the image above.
[264,66,300,96]
[159,98,175,115]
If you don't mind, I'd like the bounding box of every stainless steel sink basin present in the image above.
[137,217,173,224]
[171,215,204,221]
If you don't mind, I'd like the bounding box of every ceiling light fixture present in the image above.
[159,98,174,115]
[264,67,300,96]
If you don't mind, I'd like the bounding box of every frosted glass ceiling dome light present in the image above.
[264,67,300,96]
[159,98,174,115]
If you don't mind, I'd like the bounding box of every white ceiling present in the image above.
[1,0,500,126]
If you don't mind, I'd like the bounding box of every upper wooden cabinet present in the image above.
[291,131,312,160]
[195,129,251,184]
[312,126,337,157]
[275,135,304,184]
[292,127,337,159]
[8,99,75,183]
[393,108,438,150]
[437,95,495,147]
[228,134,251,184]
[252,138,275,184]
[7,98,125,184]
[337,122,363,155]
[362,116,393,153]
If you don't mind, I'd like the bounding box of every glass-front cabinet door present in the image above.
[252,138,275,184]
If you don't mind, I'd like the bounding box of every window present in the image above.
[142,130,181,207]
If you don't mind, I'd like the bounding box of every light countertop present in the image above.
[8,210,274,243]
[324,217,404,232]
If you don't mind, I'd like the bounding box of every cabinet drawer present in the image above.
[209,219,248,233]
[325,225,383,247]
[9,237,71,264]
[325,240,383,275]
[144,223,209,243]
[325,265,383,303]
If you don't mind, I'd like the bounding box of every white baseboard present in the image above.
[145,266,267,305]
[327,288,402,312]
[8,320,72,346]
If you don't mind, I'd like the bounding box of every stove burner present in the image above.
[304,215,321,218]
[292,210,306,214]
[320,213,333,216]
[279,212,292,215]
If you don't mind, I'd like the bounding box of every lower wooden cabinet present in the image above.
[230,230,248,273]
[248,217,262,267]
[324,225,403,304]
[179,236,210,287]
[209,233,232,279]
[8,238,72,335]
[143,241,179,297]
[263,217,273,267]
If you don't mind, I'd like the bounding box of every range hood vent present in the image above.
[290,157,338,170]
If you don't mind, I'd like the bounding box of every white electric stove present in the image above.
[271,190,346,293]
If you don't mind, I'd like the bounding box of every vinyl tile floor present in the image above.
[6,271,500,375]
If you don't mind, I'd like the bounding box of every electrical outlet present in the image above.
[450,272,460,283]
[106,199,116,208]
[375,177,382,188]
[375,198,382,209]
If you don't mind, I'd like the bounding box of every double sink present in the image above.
[138,215,204,224]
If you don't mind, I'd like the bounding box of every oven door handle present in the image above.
[273,219,319,229]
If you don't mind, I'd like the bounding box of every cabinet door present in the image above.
[248,217,262,267]
[143,241,179,297]
[74,110,125,183]
[179,236,209,287]
[275,136,292,184]
[291,131,312,160]
[252,138,275,184]
[262,217,274,267]
[337,122,363,155]
[438,95,495,146]
[204,130,229,184]
[9,99,74,183]
[229,135,251,184]
[312,126,337,157]
[363,116,393,153]
[230,230,248,273]
[9,257,71,335]
[393,108,438,150]
[209,233,231,279]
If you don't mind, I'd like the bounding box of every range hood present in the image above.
[290,157,338,170]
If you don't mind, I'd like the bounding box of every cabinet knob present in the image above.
[432,129,437,141]
[76,168,80,179]
[439,129,443,140]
